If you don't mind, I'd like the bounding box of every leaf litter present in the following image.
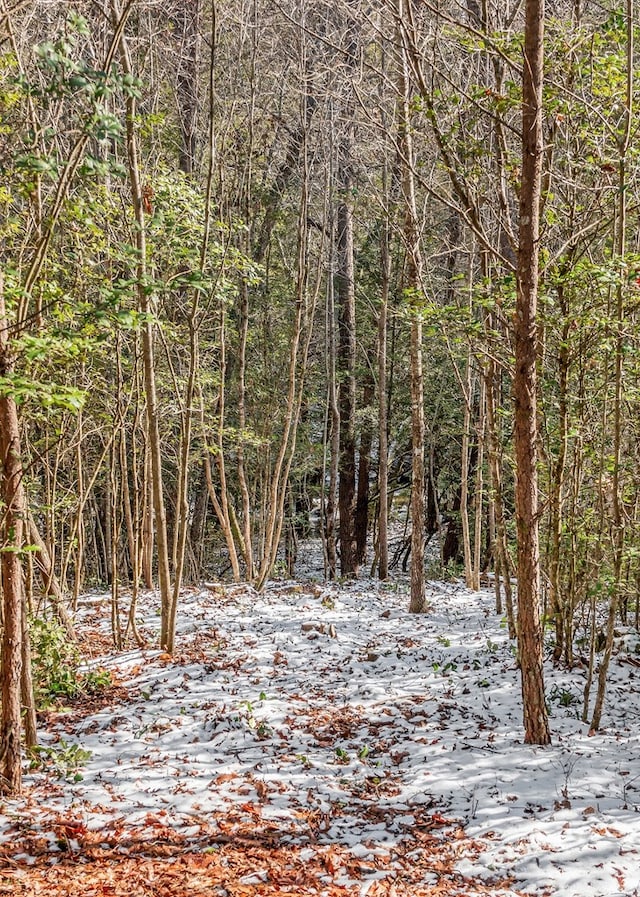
[1,571,640,896]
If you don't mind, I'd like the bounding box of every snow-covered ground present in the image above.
[2,572,640,895]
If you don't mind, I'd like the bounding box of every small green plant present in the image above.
[272,559,288,577]
[256,721,272,739]
[433,660,457,674]
[29,738,92,782]
[237,700,272,739]
[335,747,350,764]
[437,635,451,647]
[549,684,577,707]
[84,667,112,693]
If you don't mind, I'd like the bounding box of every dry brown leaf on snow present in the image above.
[213,772,237,784]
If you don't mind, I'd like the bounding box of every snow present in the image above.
[2,570,640,895]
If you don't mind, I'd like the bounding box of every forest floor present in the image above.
[1,561,640,896]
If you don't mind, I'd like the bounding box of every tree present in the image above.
[513,0,550,745]
[589,0,634,733]
[0,277,26,795]
[396,0,426,613]
[111,0,174,651]
[0,0,135,795]
[336,1,359,578]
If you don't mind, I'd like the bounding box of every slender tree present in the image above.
[514,0,550,745]
[111,0,173,649]
[0,278,26,795]
[589,0,634,733]
[336,1,359,577]
[397,0,427,613]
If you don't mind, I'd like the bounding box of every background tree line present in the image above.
[0,0,637,788]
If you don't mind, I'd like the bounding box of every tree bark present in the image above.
[336,198,357,577]
[460,360,474,588]
[514,0,550,745]
[324,250,340,580]
[377,212,390,581]
[336,5,358,579]
[355,374,374,567]
[472,376,486,592]
[0,281,25,795]
[397,0,426,613]
[171,0,201,176]
[20,594,37,751]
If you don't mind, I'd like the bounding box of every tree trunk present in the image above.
[336,5,358,579]
[377,210,390,581]
[514,0,550,745]
[324,254,340,580]
[355,374,374,567]
[171,0,200,176]
[20,594,37,751]
[460,360,474,587]
[141,441,154,589]
[112,0,173,648]
[485,349,516,637]
[397,0,426,613]
[0,282,24,796]
[472,376,486,591]
[548,287,571,663]
[336,194,357,577]
[589,0,633,732]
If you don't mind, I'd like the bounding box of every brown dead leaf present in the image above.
[213,773,237,785]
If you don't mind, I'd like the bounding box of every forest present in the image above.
[1,0,640,893]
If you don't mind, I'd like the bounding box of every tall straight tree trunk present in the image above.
[548,285,571,663]
[141,441,154,589]
[325,237,340,579]
[112,0,173,648]
[20,593,37,751]
[336,5,358,578]
[590,0,633,732]
[460,360,474,587]
[377,213,390,580]
[236,1,257,580]
[171,0,200,176]
[355,374,374,566]
[336,205,357,576]
[472,376,486,592]
[0,280,25,795]
[514,0,550,745]
[168,7,218,636]
[486,350,516,637]
[397,0,426,613]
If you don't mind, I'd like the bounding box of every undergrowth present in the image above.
[30,617,111,709]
